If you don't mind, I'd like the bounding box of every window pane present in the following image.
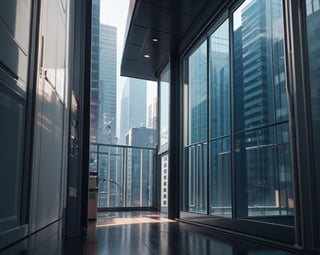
[186,143,208,214]
[160,66,170,147]
[306,0,320,170]
[209,19,230,138]
[233,0,288,133]
[189,42,208,144]
[235,124,294,217]
[305,0,320,229]
[210,138,231,217]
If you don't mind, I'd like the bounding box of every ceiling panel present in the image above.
[121,0,221,81]
[142,0,207,15]
[127,25,176,51]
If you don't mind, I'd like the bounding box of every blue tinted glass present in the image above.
[186,143,208,214]
[210,138,231,217]
[233,0,288,133]
[189,42,208,144]
[306,0,320,201]
[210,20,230,138]
[235,124,293,217]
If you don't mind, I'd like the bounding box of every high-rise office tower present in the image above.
[119,78,147,144]
[90,0,100,142]
[147,97,157,129]
[126,127,156,206]
[98,24,117,144]
[96,24,117,208]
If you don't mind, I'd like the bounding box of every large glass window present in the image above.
[187,143,208,213]
[235,124,293,217]
[189,41,208,144]
[233,0,293,218]
[183,0,294,221]
[209,20,231,217]
[186,41,208,214]
[305,0,320,232]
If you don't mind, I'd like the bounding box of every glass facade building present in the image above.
[90,0,100,142]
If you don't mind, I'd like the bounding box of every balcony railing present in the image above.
[89,143,157,210]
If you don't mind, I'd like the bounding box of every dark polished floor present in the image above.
[64,211,301,255]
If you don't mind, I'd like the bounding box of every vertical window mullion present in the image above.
[207,38,211,215]
[229,12,237,219]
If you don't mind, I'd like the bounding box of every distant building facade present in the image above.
[126,127,156,206]
[98,24,117,144]
[90,0,100,142]
[119,78,147,144]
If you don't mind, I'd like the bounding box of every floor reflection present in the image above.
[81,211,298,255]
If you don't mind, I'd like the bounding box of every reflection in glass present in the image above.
[160,66,170,147]
[233,0,288,133]
[305,0,320,202]
[233,0,293,219]
[189,41,208,144]
[235,124,293,217]
[210,138,231,217]
[186,143,208,214]
[210,19,230,138]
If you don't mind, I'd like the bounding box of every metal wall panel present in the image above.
[0,80,25,232]
[0,0,32,85]
[30,0,69,233]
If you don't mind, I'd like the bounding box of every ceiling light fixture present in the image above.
[144,54,151,58]
[152,38,159,42]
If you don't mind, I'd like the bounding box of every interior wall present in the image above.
[0,0,32,249]
[29,0,71,233]
[0,0,92,252]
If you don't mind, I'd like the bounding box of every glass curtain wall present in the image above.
[209,20,231,217]
[305,0,320,233]
[186,41,208,214]
[183,0,294,221]
[233,0,293,218]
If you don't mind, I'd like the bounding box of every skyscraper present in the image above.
[98,24,117,144]
[147,97,157,129]
[96,24,118,208]
[120,78,147,144]
[90,0,100,142]
[126,127,156,206]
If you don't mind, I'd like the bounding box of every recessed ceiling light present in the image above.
[152,38,159,42]
[144,54,150,58]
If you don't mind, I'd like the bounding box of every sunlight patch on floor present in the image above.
[96,216,174,227]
